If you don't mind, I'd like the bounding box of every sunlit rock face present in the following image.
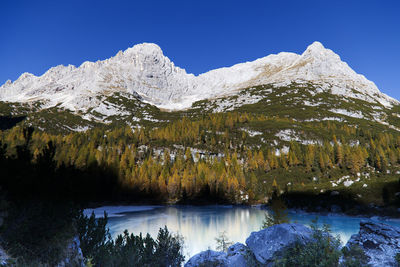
[1,42,396,116]
[346,220,400,267]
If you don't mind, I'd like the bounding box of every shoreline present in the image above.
[83,201,400,221]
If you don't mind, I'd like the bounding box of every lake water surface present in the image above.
[84,205,400,259]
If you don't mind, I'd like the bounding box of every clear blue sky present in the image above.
[1,0,400,99]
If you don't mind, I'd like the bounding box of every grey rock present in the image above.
[346,220,400,267]
[185,250,228,267]
[185,243,252,267]
[245,223,313,265]
[226,243,253,267]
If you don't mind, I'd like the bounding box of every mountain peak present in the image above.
[305,41,326,53]
[124,42,163,56]
[302,41,336,58]
[300,41,341,64]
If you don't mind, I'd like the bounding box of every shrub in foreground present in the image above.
[0,200,79,266]
[77,212,185,267]
[341,244,369,267]
[395,253,400,266]
[274,222,342,267]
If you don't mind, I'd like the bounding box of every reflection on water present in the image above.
[105,205,400,259]
[107,206,261,259]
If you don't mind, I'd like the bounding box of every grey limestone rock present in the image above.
[346,220,400,267]
[245,223,313,265]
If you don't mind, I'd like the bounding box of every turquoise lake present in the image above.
[84,205,400,260]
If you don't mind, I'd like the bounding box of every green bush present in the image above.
[76,211,111,263]
[153,226,185,266]
[395,253,400,266]
[77,212,185,267]
[341,244,369,267]
[274,223,342,267]
[0,200,79,265]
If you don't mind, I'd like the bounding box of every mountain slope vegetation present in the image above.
[0,42,399,212]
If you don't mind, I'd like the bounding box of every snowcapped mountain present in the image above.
[0,41,397,115]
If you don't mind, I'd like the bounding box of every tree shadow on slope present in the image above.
[0,115,25,130]
[176,183,232,205]
[282,191,360,213]
[0,128,122,204]
[0,127,142,264]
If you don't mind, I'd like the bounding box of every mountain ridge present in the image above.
[0,41,397,114]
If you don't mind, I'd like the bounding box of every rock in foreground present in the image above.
[186,221,400,267]
[185,249,228,267]
[245,223,313,265]
[185,243,251,267]
[185,223,313,267]
[346,220,400,267]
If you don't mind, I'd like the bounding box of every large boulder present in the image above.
[185,243,251,267]
[346,220,400,267]
[245,223,313,265]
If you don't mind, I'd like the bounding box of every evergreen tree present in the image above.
[215,231,233,252]
[262,191,289,228]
